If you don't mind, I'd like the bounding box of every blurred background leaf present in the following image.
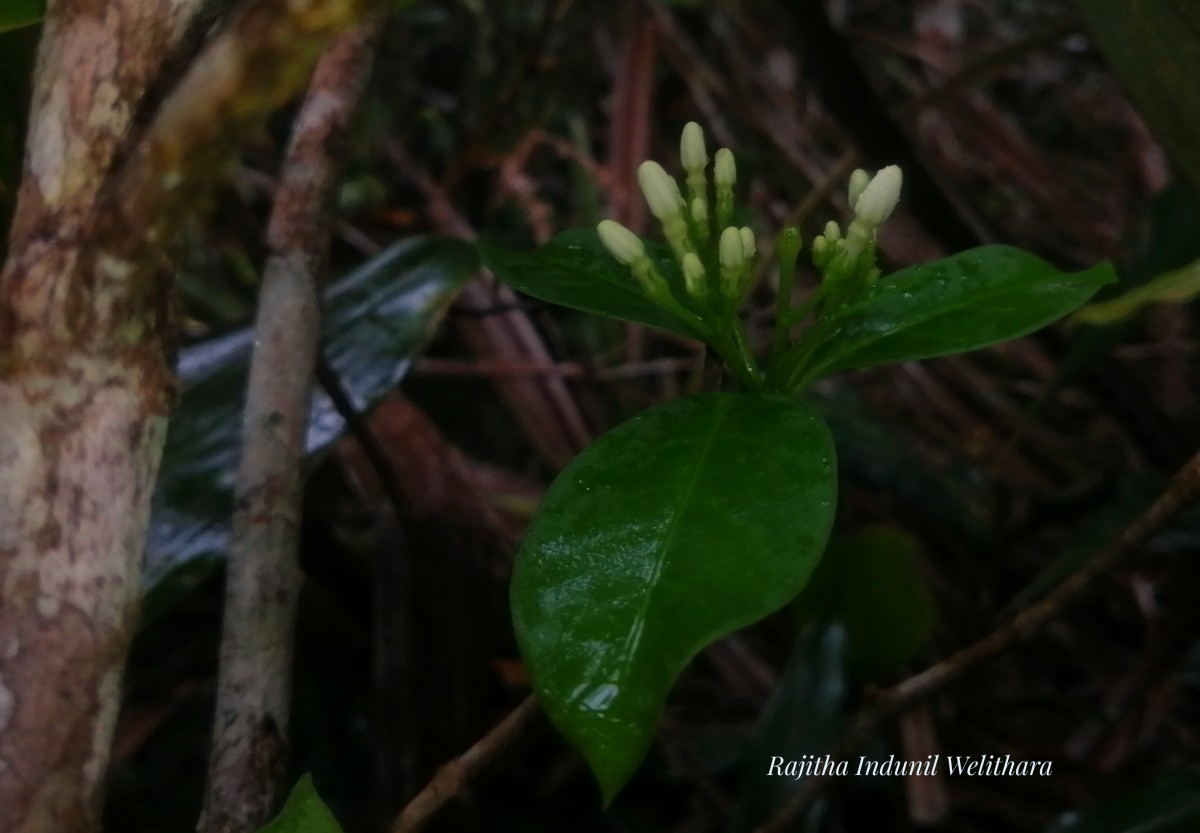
[793,527,937,681]
[1076,1,1200,197]
[0,0,42,33]
[731,625,849,833]
[141,237,476,622]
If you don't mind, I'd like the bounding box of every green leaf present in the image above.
[0,0,42,33]
[794,527,936,680]
[1072,256,1200,326]
[142,237,476,620]
[255,774,344,833]
[791,246,1116,384]
[479,228,705,341]
[1045,767,1200,833]
[512,392,837,802]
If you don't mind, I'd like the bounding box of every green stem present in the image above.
[716,318,761,390]
[766,326,824,394]
[781,282,829,327]
[772,227,803,360]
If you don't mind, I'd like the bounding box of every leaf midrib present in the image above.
[616,396,733,676]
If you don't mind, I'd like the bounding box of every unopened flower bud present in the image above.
[739,227,756,259]
[714,149,736,188]
[597,220,646,265]
[719,226,745,271]
[681,122,708,176]
[823,221,842,243]
[637,160,685,221]
[853,165,903,226]
[848,169,870,210]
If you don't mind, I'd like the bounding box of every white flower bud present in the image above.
[597,220,646,266]
[714,148,736,188]
[637,160,685,221]
[848,169,870,209]
[682,252,707,297]
[739,227,756,259]
[680,122,708,175]
[853,165,903,226]
[824,221,842,242]
[719,226,744,271]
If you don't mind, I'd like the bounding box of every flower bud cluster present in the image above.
[812,165,903,284]
[596,124,904,331]
[596,122,762,315]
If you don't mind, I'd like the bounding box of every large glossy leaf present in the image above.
[479,228,705,340]
[1045,767,1200,833]
[792,246,1115,384]
[142,237,476,619]
[512,392,837,801]
[255,775,344,833]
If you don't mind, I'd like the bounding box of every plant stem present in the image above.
[771,227,803,360]
[716,319,761,390]
[765,329,823,395]
[781,283,828,328]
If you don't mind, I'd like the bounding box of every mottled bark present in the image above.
[0,4,206,829]
[0,1,371,831]
[199,22,381,833]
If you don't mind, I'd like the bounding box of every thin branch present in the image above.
[391,696,541,833]
[315,355,413,521]
[755,447,1200,833]
[199,19,381,833]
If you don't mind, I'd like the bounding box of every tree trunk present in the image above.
[0,1,369,829]
[0,4,194,828]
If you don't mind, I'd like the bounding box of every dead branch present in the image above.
[391,696,541,833]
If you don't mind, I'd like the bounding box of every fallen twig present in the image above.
[391,696,541,833]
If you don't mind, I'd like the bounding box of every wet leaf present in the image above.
[479,228,705,341]
[512,392,836,801]
[142,238,476,618]
[789,246,1115,385]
